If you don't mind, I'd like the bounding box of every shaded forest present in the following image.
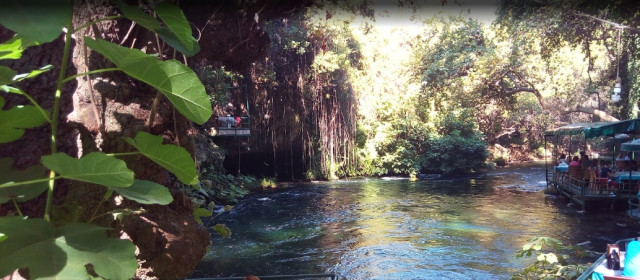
[206,0,640,181]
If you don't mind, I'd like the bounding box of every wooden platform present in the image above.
[210,127,250,137]
[547,170,638,211]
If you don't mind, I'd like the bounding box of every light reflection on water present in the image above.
[191,163,639,280]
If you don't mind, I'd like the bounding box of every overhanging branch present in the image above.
[498,71,546,109]
[561,105,619,121]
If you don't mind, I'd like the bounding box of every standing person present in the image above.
[578,151,589,165]
[600,160,617,194]
[570,156,580,167]
[568,156,582,182]
[580,152,591,180]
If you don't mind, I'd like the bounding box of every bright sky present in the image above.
[370,0,498,27]
[346,1,499,104]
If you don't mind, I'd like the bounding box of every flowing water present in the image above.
[190,162,639,280]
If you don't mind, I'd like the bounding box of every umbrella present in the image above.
[622,138,640,152]
[616,133,631,140]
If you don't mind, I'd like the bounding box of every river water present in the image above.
[190,162,639,280]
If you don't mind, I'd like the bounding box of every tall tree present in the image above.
[497,0,640,120]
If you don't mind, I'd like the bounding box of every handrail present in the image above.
[629,198,639,217]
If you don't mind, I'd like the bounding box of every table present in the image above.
[614,171,640,184]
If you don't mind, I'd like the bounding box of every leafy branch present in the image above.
[0,1,213,278]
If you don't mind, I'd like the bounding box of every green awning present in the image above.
[544,119,640,139]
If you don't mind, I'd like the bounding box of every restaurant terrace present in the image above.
[544,119,640,213]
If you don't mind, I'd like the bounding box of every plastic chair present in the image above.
[589,169,610,195]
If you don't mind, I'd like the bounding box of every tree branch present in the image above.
[498,71,546,109]
[561,105,619,121]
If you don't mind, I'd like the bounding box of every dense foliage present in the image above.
[0,2,225,278]
[512,237,597,280]
[497,0,640,121]
[230,0,632,179]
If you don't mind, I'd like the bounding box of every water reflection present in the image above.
[191,163,638,279]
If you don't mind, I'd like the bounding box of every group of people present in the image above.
[558,152,638,176]
[557,151,625,189]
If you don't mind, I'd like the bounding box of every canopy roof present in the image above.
[544,119,640,139]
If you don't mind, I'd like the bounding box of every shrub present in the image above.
[261,177,277,188]
[418,133,490,176]
[494,157,507,167]
[512,237,597,280]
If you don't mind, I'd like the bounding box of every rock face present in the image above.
[0,1,309,279]
[126,191,211,280]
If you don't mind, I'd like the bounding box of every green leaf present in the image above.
[212,224,232,238]
[0,217,62,278]
[0,34,38,60]
[117,3,163,31]
[193,207,212,224]
[0,96,48,143]
[0,66,16,85]
[0,217,137,279]
[0,157,48,204]
[125,132,198,185]
[0,233,6,242]
[12,64,53,82]
[0,86,51,123]
[0,0,72,43]
[118,3,200,56]
[153,2,200,56]
[84,37,212,124]
[41,152,134,187]
[110,208,145,222]
[110,180,173,205]
[538,253,559,264]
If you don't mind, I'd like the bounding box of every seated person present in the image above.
[600,161,618,189]
[558,154,568,166]
[589,160,600,173]
[601,161,613,178]
[617,152,629,162]
[616,160,628,171]
[623,240,640,277]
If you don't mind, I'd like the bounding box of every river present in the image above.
[189,162,639,280]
